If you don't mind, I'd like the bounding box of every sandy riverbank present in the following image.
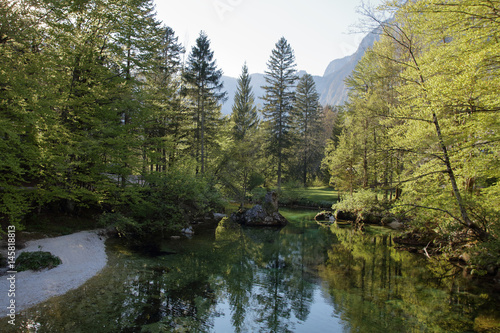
[0,230,107,316]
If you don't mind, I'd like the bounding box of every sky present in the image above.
[152,0,385,78]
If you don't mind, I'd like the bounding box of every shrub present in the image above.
[248,172,265,192]
[16,251,62,271]
[333,189,381,213]
[98,212,140,239]
[99,170,224,241]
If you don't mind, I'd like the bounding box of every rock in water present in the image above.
[231,191,288,227]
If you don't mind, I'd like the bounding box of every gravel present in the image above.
[0,230,107,316]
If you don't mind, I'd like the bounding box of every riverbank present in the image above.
[0,230,107,316]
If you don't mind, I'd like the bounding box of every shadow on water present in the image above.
[1,209,499,332]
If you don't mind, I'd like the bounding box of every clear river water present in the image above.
[2,209,499,332]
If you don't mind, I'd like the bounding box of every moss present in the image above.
[16,251,62,271]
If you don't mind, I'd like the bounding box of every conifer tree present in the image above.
[293,73,323,186]
[229,63,260,205]
[183,31,227,174]
[143,26,185,172]
[262,37,298,188]
[232,63,258,141]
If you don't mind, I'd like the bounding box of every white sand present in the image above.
[0,230,107,316]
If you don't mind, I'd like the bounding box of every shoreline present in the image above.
[0,230,107,316]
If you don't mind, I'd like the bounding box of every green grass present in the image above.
[279,208,317,223]
[288,186,339,203]
[279,186,339,208]
[244,186,339,208]
[16,251,62,271]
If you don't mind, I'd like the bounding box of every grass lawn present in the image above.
[290,186,339,203]
[250,186,339,208]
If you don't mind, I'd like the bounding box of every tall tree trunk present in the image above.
[432,112,475,230]
[406,41,484,237]
[201,88,205,174]
[303,118,308,187]
[277,103,283,190]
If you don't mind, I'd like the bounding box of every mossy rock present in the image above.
[16,251,62,271]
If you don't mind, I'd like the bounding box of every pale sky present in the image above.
[152,0,385,78]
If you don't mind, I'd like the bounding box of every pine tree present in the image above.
[293,74,323,186]
[228,63,260,205]
[262,37,298,188]
[142,26,186,172]
[232,63,258,141]
[183,31,227,174]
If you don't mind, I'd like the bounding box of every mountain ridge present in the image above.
[221,29,379,115]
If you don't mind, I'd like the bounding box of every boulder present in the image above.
[213,213,227,221]
[388,221,404,230]
[181,226,194,235]
[315,211,336,223]
[231,191,288,227]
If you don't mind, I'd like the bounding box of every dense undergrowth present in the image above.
[98,171,225,243]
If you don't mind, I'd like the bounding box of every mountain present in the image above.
[316,30,380,106]
[323,55,351,77]
[220,28,379,115]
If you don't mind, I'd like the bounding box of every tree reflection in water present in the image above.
[3,211,499,332]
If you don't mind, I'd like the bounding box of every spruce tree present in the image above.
[143,26,185,172]
[232,63,258,141]
[293,73,323,186]
[229,63,260,206]
[183,31,227,174]
[262,37,298,188]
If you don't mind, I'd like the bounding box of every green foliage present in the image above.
[16,251,62,272]
[183,31,227,174]
[98,212,139,239]
[141,25,186,172]
[99,170,224,240]
[232,63,258,141]
[248,172,265,192]
[0,189,32,228]
[0,0,229,229]
[218,63,262,206]
[291,73,324,186]
[277,180,304,205]
[262,37,299,188]
[323,0,500,266]
[332,189,382,216]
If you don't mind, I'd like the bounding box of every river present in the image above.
[2,209,499,332]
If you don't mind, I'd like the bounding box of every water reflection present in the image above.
[1,211,499,332]
[321,226,500,333]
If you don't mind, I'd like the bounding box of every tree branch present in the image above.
[395,170,448,185]
[395,203,463,224]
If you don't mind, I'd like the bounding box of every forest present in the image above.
[0,0,499,273]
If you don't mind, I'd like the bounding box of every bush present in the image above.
[99,170,225,241]
[248,172,265,192]
[332,189,385,223]
[98,212,140,239]
[16,251,62,271]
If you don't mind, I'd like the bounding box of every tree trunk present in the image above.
[200,87,205,174]
[432,112,478,232]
